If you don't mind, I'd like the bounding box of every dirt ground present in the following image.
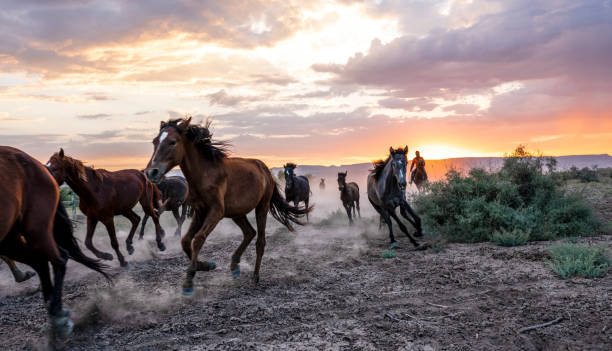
[1,189,611,350]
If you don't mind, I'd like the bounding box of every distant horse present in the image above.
[0,146,110,339]
[413,159,428,191]
[319,178,325,190]
[368,146,426,249]
[1,255,35,282]
[140,175,189,238]
[284,163,311,221]
[144,117,312,295]
[47,149,165,267]
[337,171,360,224]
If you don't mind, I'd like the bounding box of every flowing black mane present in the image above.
[370,157,389,180]
[284,162,297,169]
[163,118,231,161]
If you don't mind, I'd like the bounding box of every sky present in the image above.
[1,0,611,169]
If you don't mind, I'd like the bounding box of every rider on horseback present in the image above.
[410,151,428,184]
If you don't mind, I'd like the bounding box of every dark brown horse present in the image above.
[337,171,360,224]
[144,118,311,295]
[139,175,189,238]
[368,147,425,249]
[1,255,35,282]
[47,149,165,267]
[319,178,325,190]
[0,146,109,339]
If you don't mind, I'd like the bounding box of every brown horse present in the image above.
[1,255,35,282]
[337,171,360,224]
[0,146,110,338]
[319,178,325,190]
[139,175,189,238]
[144,117,311,295]
[46,149,165,267]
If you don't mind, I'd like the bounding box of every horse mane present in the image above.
[164,118,230,161]
[284,162,297,169]
[57,154,107,183]
[370,157,389,180]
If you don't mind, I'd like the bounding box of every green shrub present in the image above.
[381,249,396,259]
[414,146,600,243]
[490,228,530,247]
[60,187,74,202]
[548,244,612,279]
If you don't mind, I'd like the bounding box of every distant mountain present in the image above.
[166,154,612,190]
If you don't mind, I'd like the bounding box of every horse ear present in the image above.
[404,145,408,154]
[59,148,64,159]
[389,146,394,155]
[343,171,347,176]
[159,121,166,130]
[178,117,192,132]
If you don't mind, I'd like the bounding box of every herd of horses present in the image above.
[0,117,429,343]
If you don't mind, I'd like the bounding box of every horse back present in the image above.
[216,157,272,216]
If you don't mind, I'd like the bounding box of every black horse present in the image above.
[139,176,189,238]
[367,146,426,249]
[337,171,360,224]
[284,163,311,221]
[319,178,325,190]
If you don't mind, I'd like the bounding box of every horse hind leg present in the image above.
[138,214,149,240]
[172,208,182,237]
[369,200,397,248]
[230,216,256,279]
[252,201,269,285]
[123,210,141,255]
[0,255,35,282]
[356,198,361,218]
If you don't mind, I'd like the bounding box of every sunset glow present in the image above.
[1,1,611,169]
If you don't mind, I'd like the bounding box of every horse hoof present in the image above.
[250,274,260,286]
[232,268,240,279]
[182,287,194,296]
[120,260,129,268]
[127,246,134,255]
[391,242,399,249]
[138,235,144,241]
[51,315,74,338]
[101,253,114,261]
[157,242,166,251]
[208,261,216,270]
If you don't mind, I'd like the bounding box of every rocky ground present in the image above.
[1,191,611,350]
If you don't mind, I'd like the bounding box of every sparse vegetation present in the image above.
[548,244,612,279]
[490,228,530,247]
[415,145,601,243]
[380,249,396,259]
[315,208,347,228]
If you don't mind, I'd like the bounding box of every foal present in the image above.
[47,149,165,266]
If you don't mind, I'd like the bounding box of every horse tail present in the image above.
[270,184,312,232]
[53,202,112,282]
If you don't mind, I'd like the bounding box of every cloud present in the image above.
[442,104,480,115]
[314,0,612,102]
[378,97,438,111]
[251,73,297,86]
[76,113,112,120]
[0,0,318,78]
[206,89,259,107]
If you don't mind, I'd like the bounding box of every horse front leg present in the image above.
[101,218,127,267]
[344,203,353,225]
[400,202,423,237]
[182,210,222,296]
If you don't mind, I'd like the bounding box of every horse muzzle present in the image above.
[145,167,165,183]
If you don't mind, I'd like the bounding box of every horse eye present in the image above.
[169,141,176,146]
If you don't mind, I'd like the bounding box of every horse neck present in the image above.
[379,158,397,198]
[65,165,97,203]
[179,141,220,188]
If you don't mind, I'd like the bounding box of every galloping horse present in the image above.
[144,118,311,295]
[319,178,325,190]
[47,149,165,267]
[337,171,360,224]
[367,146,426,249]
[412,159,428,191]
[140,175,189,238]
[1,255,35,282]
[0,146,109,338]
[284,163,311,221]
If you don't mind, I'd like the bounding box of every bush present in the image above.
[60,187,74,202]
[414,146,600,243]
[490,228,530,247]
[548,244,612,279]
